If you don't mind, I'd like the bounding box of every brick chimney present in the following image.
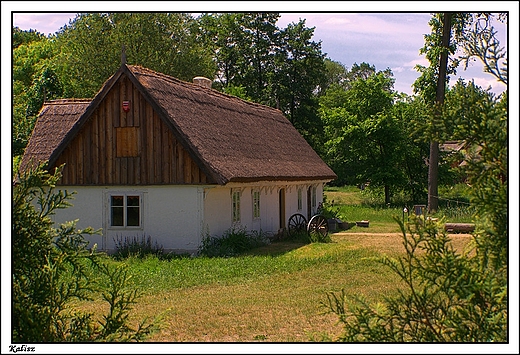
[193,76,212,89]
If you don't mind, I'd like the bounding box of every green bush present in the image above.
[198,226,270,257]
[323,216,507,342]
[113,235,164,260]
[12,163,155,342]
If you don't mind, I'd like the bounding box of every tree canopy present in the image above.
[12,12,507,209]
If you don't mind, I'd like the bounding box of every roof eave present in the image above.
[226,175,337,184]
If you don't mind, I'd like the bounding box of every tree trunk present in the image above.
[428,141,440,212]
[428,12,452,214]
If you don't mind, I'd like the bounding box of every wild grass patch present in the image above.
[198,226,271,257]
[74,231,471,342]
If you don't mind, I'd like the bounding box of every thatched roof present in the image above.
[19,99,91,172]
[20,64,336,185]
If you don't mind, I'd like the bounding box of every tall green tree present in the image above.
[324,13,508,342]
[413,12,506,212]
[272,19,326,145]
[197,13,246,90]
[198,13,326,148]
[444,80,507,268]
[428,12,452,214]
[240,13,280,103]
[12,34,62,156]
[320,59,350,93]
[199,13,280,102]
[12,27,45,49]
[320,69,416,204]
[55,13,216,98]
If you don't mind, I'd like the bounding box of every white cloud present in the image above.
[401,56,429,70]
[13,13,77,35]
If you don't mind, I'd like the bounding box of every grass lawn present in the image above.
[324,185,474,232]
[78,232,472,342]
[74,186,474,342]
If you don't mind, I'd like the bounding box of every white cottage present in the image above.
[19,64,336,253]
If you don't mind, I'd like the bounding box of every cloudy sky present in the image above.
[7,2,512,96]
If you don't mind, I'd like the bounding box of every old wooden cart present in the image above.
[287,213,329,240]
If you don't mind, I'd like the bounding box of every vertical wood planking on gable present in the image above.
[134,156,141,184]
[183,150,191,183]
[55,151,67,184]
[173,133,177,182]
[146,103,154,184]
[84,119,92,184]
[113,80,120,128]
[133,83,140,127]
[192,159,200,183]
[162,118,170,183]
[53,74,216,186]
[71,145,77,185]
[177,140,184,183]
[139,98,147,184]
[120,157,127,185]
[153,110,160,183]
[119,78,127,128]
[91,112,99,184]
[77,132,84,184]
[98,108,106,183]
[65,146,74,184]
[126,79,134,127]
[106,91,115,184]
[104,95,111,184]
[128,157,134,184]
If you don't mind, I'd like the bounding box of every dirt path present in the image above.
[333,231,472,238]
[330,231,473,254]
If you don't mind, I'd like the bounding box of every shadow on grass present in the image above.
[243,240,309,257]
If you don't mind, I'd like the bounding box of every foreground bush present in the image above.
[323,216,507,342]
[12,163,154,342]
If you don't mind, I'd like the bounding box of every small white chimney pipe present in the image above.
[193,77,212,89]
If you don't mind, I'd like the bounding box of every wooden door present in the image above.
[279,188,286,229]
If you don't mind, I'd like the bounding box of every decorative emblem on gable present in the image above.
[122,100,131,112]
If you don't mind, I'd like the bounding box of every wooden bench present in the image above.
[356,220,370,228]
[444,223,475,233]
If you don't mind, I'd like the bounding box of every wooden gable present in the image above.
[53,74,214,185]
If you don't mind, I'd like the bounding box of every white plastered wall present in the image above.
[49,181,328,253]
[202,180,328,238]
[50,185,206,253]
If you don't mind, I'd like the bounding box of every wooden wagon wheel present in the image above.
[288,213,307,237]
[307,215,329,240]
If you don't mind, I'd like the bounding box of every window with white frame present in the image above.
[252,190,261,219]
[297,187,303,211]
[232,190,241,223]
[110,194,141,228]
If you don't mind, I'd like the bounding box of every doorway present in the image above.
[279,188,286,229]
[307,187,312,220]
